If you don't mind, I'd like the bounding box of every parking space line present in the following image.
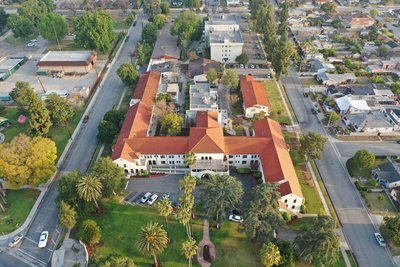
[23,236,38,245]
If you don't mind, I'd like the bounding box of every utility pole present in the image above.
[37,77,46,93]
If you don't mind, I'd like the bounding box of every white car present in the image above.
[140,192,152,204]
[162,193,170,199]
[9,233,24,247]
[228,214,243,223]
[374,233,386,247]
[38,231,48,248]
[136,65,140,70]
[30,39,38,43]
[25,42,35,47]
[147,194,158,205]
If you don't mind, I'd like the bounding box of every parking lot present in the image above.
[238,16,267,64]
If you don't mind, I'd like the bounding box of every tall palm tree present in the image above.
[76,174,103,208]
[178,193,195,238]
[136,222,168,267]
[184,152,196,168]
[179,174,197,194]
[181,238,198,267]
[155,198,173,230]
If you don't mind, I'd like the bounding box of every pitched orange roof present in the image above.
[240,75,270,109]
[189,127,225,153]
[196,111,219,128]
[126,137,189,154]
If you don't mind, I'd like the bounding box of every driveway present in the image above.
[126,174,184,194]
[231,172,257,207]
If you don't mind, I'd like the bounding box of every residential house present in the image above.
[335,95,371,114]
[382,106,400,131]
[185,58,221,78]
[342,112,394,133]
[390,186,400,205]
[341,14,375,29]
[112,71,304,212]
[372,160,400,188]
[310,59,336,73]
[316,72,356,86]
[240,75,271,118]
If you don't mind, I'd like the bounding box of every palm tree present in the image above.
[58,200,77,230]
[155,198,173,230]
[177,195,194,238]
[136,222,168,267]
[181,238,198,267]
[76,174,103,208]
[184,152,196,168]
[201,175,243,229]
[179,174,197,194]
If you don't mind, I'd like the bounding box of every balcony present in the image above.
[191,159,229,172]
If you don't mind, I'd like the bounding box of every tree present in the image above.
[183,0,201,9]
[370,9,379,18]
[324,111,340,125]
[170,11,201,47]
[126,11,136,25]
[206,68,218,84]
[260,242,282,267]
[0,8,9,33]
[320,2,336,15]
[235,53,249,65]
[73,10,115,53]
[10,81,38,110]
[391,82,400,96]
[160,2,170,14]
[38,13,67,42]
[96,254,136,267]
[76,174,103,208]
[277,241,296,267]
[46,93,75,126]
[103,110,125,128]
[244,183,284,243]
[377,45,389,58]
[155,197,173,229]
[81,219,101,245]
[57,171,80,207]
[201,175,243,228]
[91,157,126,197]
[179,174,197,194]
[181,238,198,267]
[294,215,341,265]
[136,42,146,66]
[222,69,239,90]
[153,100,175,121]
[143,0,161,17]
[142,23,158,44]
[59,200,77,229]
[117,63,139,86]
[177,192,195,238]
[160,113,183,136]
[60,0,82,16]
[156,93,172,103]
[184,152,196,168]
[0,134,57,187]
[28,97,52,136]
[7,15,36,38]
[153,14,167,29]
[353,149,375,169]
[332,18,343,29]
[300,131,327,162]
[256,4,277,62]
[384,215,400,244]
[136,222,168,267]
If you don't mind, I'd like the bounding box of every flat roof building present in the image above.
[37,51,97,74]
[210,30,243,63]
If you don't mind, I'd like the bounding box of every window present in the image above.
[284,199,288,203]
[243,155,247,158]
[229,155,233,158]
[201,157,204,160]
[293,199,297,203]
[160,155,165,158]
[130,169,134,174]
[242,161,246,164]
[229,161,233,164]
[161,161,166,164]
[123,164,126,168]
[292,205,295,209]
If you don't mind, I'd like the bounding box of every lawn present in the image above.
[209,221,260,267]
[295,166,324,214]
[75,200,203,267]
[381,225,400,256]
[4,34,35,46]
[0,189,40,234]
[285,217,315,231]
[45,40,83,53]
[300,78,319,88]
[2,107,84,159]
[263,80,291,125]
[363,192,398,216]
[346,156,388,178]
[113,19,130,30]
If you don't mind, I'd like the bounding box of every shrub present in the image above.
[377,195,384,201]
[368,178,379,188]
[252,171,262,179]
[282,212,292,222]
[355,181,367,191]
[300,204,307,214]
[237,167,251,174]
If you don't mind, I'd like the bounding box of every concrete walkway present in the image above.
[197,220,216,267]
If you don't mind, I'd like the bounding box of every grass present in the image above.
[381,225,400,256]
[4,34,35,46]
[286,217,315,231]
[346,156,388,178]
[209,221,260,267]
[2,107,84,159]
[44,40,83,53]
[300,78,319,88]
[296,166,324,214]
[363,192,398,216]
[0,189,40,234]
[113,19,130,30]
[74,200,203,267]
[346,250,357,267]
[263,80,291,125]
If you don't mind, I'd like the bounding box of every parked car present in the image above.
[140,192,152,203]
[147,194,158,205]
[25,42,35,47]
[250,64,255,69]
[38,231,48,248]
[125,35,129,42]
[229,214,243,223]
[162,193,170,199]
[374,233,386,247]
[240,64,244,69]
[30,39,38,43]
[9,233,24,247]
[83,115,89,123]
[311,108,318,115]
[396,140,400,144]
[303,92,308,97]
[136,65,140,70]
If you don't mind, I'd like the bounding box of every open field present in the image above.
[363,192,398,216]
[263,80,291,125]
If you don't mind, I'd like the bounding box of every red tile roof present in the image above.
[240,75,270,110]
[189,127,225,153]
[196,111,219,128]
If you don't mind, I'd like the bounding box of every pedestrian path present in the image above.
[197,219,216,267]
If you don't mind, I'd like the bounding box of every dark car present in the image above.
[397,140,400,144]
[125,35,129,42]
[83,115,89,123]
[311,108,318,115]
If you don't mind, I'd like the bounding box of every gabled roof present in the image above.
[375,161,400,183]
[240,75,270,109]
[189,127,225,153]
[196,111,219,128]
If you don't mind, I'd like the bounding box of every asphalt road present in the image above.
[282,65,395,267]
[0,14,146,267]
